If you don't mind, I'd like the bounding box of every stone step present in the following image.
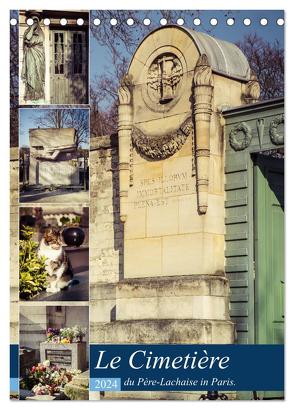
[117,274,229,298]
[91,319,235,344]
[90,275,230,321]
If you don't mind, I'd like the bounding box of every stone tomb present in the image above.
[93,26,260,352]
[29,128,80,187]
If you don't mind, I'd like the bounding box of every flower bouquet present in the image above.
[46,328,60,343]
[20,360,81,396]
[46,326,87,343]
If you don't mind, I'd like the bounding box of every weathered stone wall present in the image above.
[89,135,122,284]
[89,136,123,326]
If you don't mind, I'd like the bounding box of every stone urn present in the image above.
[62,227,85,247]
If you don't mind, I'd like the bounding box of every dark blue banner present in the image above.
[10,344,19,378]
[90,344,284,392]
[10,344,19,394]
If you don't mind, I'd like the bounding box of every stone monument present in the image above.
[92,25,259,398]
[29,128,80,186]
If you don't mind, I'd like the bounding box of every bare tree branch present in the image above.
[236,33,284,100]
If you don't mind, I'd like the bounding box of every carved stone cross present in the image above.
[157,55,175,103]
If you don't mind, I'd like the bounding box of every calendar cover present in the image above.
[9,9,284,401]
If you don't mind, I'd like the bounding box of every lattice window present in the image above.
[54,32,64,74]
[73,33,83,74]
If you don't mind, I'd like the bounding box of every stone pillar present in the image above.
[118,76,133,223]
[193,54,213,214]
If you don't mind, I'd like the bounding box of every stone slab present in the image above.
[116,295,229,321]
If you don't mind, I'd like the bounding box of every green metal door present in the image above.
[254,153,284,398]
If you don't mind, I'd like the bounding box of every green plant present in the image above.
[60,216,70,226]
[19,226,47,300]
[60,215,81,227]
[71,216,81,225]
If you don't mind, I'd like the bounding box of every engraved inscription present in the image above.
[132,171,194,208]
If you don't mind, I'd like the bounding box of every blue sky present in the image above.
[19,108,89,148]
[90,10,284,81]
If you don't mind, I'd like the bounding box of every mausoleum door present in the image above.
[50,29,88,104]
[254,154,284,398]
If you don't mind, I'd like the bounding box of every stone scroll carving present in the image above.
[193,54,214,215]
[118,75,133,223]
[269,114,284,145]
[132,117,193,160]
[21,15,45,101]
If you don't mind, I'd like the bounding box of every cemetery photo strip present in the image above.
[10,9,91,400]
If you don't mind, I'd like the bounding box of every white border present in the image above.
[1,1,293,409]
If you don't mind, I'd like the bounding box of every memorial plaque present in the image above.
[40,342,87,371]
[45,349,72,367]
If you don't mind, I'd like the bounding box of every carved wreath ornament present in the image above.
[229,122,252,151]
[132,117,193,160]
[269,114,284,145]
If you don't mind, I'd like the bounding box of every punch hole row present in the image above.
[10,17,84,26]
[10,16,285,27]
[92,17,285,27]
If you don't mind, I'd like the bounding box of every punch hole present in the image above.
[110,18,117,26]
[277,18,284,26]
[43,18,50,26]
[193,18,201,26]
[177,18,184,26]
[160,18,167,26]
[260,18,268,26]
[210,18,218,26]
[93,18,101,26]
[10,18,17,26]
[127,18,134,26]
[227,18,234,26]
[60,18,67,26]
[243,18,251,26]
[26,18,34,26]
[77,18,84,26]
[143,18,151,26]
